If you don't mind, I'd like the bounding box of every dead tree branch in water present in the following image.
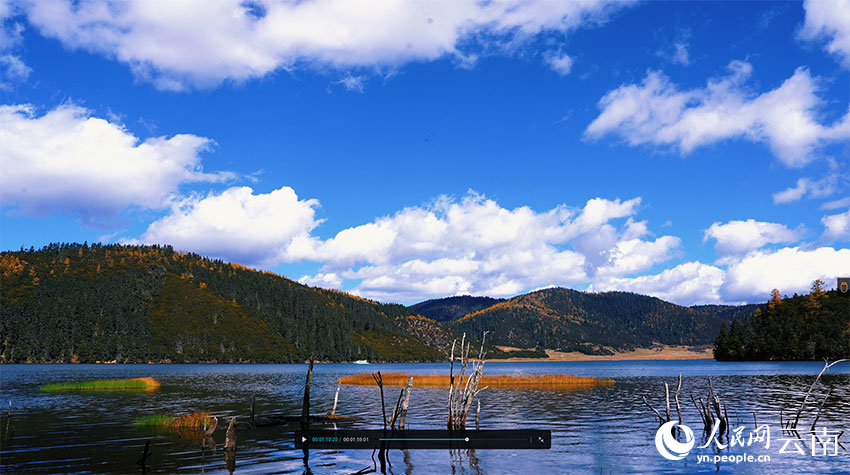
[447,332,488,430]
[810,387,832,432]
[330,384,340,417]
[643,374,731,438]
[674,374,683,424]
[301,359,313,467]
[707,377,727,438]
[136,439,152,472]
[643,396,665,424]
[372,372,388,472]
[398,377,413,429]
[224,417,236,451]
[791,359,848,430]
[301,359,314,429]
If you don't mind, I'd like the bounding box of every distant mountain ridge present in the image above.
[410,295,506,322]
[414,288,759,353]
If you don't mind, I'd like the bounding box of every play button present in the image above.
[302,437,307,443]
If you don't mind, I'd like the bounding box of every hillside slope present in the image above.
[410,295,506,322]
[448,288,749,352]
[0,243,441,363]
[0,243,763,363]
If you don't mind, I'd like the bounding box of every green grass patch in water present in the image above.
[134,414,176,427]
[41,377,160,392]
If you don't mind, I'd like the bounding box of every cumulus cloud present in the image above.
[722,247,850,301]
[592,245,850,305]
[585,60,850,167]
[821,209,850,242]
[120,184,847,306]
[135,186,321,267]
[800,0,850,68]
[299,272,343,289]
[591,261,725,306]
[0,104,232,223]
[20,0,634,90]
[704,219,804,256]
[291,192,680,302]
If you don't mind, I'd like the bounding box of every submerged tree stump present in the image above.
[224,417,236,451]
[204,416,218,437]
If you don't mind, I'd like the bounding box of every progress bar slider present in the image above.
[294,429,551,449]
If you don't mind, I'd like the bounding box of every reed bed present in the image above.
[41,377,161,392]
[172,411,212,431]
[338,372,613,389]
[134,411,211,432]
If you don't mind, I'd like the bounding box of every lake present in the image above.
[1,360,848,474]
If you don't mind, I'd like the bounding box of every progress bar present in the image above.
[294,430,551,449]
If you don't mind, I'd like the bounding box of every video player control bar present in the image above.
[294,429,551,449]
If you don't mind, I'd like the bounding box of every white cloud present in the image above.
[773,158,849,204]
[298,272,343,289]
[800,0,850,68]
[135,186,321,267]
[773,178,810,204]
[591,261,725,306]
[118,183,847,305]
[722,247,850,301]
[822,196,850,210]
[0,1,30,90]
[821,209,850,242]
[337,72,366,93]
[0,53,30,89]
[0,104,231,223]
[671,42,689,66]
[704,219,804,256]
[594,235,681,276]
[545,51,573,75]
[292,192,680,302]
[585,61,850,167]
[21,0,634,90]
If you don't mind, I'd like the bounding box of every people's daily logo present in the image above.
[655,421,695,461]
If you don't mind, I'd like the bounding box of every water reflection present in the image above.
[0,361,847,474]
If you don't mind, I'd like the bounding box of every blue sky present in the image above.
[1,0,848,305]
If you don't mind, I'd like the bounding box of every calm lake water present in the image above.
[1,360,848,474]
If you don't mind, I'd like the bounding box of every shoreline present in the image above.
[486,345,714,362]
[0,345,715,364]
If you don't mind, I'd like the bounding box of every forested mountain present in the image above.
[691,303,760,322]
[714,284,850,361]
[1,243,765,363]
[447,288,748,353]
[0,243,442,363]
[410,295,506,322]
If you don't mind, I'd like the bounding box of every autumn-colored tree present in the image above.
[768,288,782,310]
[807,279,826,310]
